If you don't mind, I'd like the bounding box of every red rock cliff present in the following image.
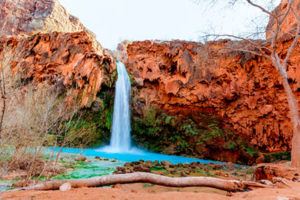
[0,0,115,125]
[0,0,103,54]
[126,38,300,153]
[0,32,114,107]
[266,0,300,39]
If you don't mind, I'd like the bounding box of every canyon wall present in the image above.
[0,0,103,54]
[0,0,115,145]
[0,32,114,107]
[0,0,115,108]
[266,0,300,39]
[0,0,296,163]
[126,38,300,153]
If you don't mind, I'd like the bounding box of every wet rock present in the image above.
[95,156,102,160]
[116,166,126,173]
[75,156,86,162]
[190,162,197,169]
[133,165,151,173]
[183,163,190,168]
[177,163,183,167]
[124,162,131,167]
[144,161,154,168]
[161,161,172,166]
[153,160,160,165]
[125,169,133,173]
[180,171,188,177]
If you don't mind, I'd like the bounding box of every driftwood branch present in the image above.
[19,172,271,192]
[246,0,274,17]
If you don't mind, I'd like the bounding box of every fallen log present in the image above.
[20,172,271,192]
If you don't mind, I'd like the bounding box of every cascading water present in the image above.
[100,61,132,153]
[54,63,220,165]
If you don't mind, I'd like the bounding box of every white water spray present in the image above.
[100,61,132,153]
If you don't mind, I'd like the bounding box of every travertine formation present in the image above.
[266,0,300,39]
[1,0,299,158]
[0,32,114,107]
[0,0,103,54]
[0,0,115,124]
[126,38,300,153]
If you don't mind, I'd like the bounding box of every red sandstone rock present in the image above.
[0,0,115,111]
[0,0,103,54]
[254,163,300,181]
[266,0,300,39]
[0,31,114,108]
[126,38,300,153]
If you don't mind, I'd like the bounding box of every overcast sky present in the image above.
[58,0,280,50]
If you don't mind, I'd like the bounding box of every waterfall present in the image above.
[100,61,132,153]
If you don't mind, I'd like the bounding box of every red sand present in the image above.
[1,181,300,200]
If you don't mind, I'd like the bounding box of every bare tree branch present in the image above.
[282,6,300,69]
[279,0,294,25]
[246,0,274,17]
[205,33,272,59]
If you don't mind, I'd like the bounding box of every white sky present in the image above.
[58,0,280,50]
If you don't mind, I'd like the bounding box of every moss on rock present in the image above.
[60,70,118,148]
[131,106,260,165]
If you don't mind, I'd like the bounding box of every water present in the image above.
[52,147,222,165]
[0,180,11,192]
[100,61,132,153]
[91,61,221,164]
[52,156,124,180]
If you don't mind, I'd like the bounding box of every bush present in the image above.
[131,106,260,164]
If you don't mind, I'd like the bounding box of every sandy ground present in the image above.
[1,181,300,200]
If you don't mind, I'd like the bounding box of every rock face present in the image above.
[0,0,103,54]
[266,0,300,39]
[0,0,115,107]
[0,0,296,163]
[0,31,114,107]
[0,0,115,146]
[126,38,300,153]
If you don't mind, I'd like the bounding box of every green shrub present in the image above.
[131,105,260,164]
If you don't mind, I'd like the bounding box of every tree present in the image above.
[207,0,300,167]
[0,66,6,133]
